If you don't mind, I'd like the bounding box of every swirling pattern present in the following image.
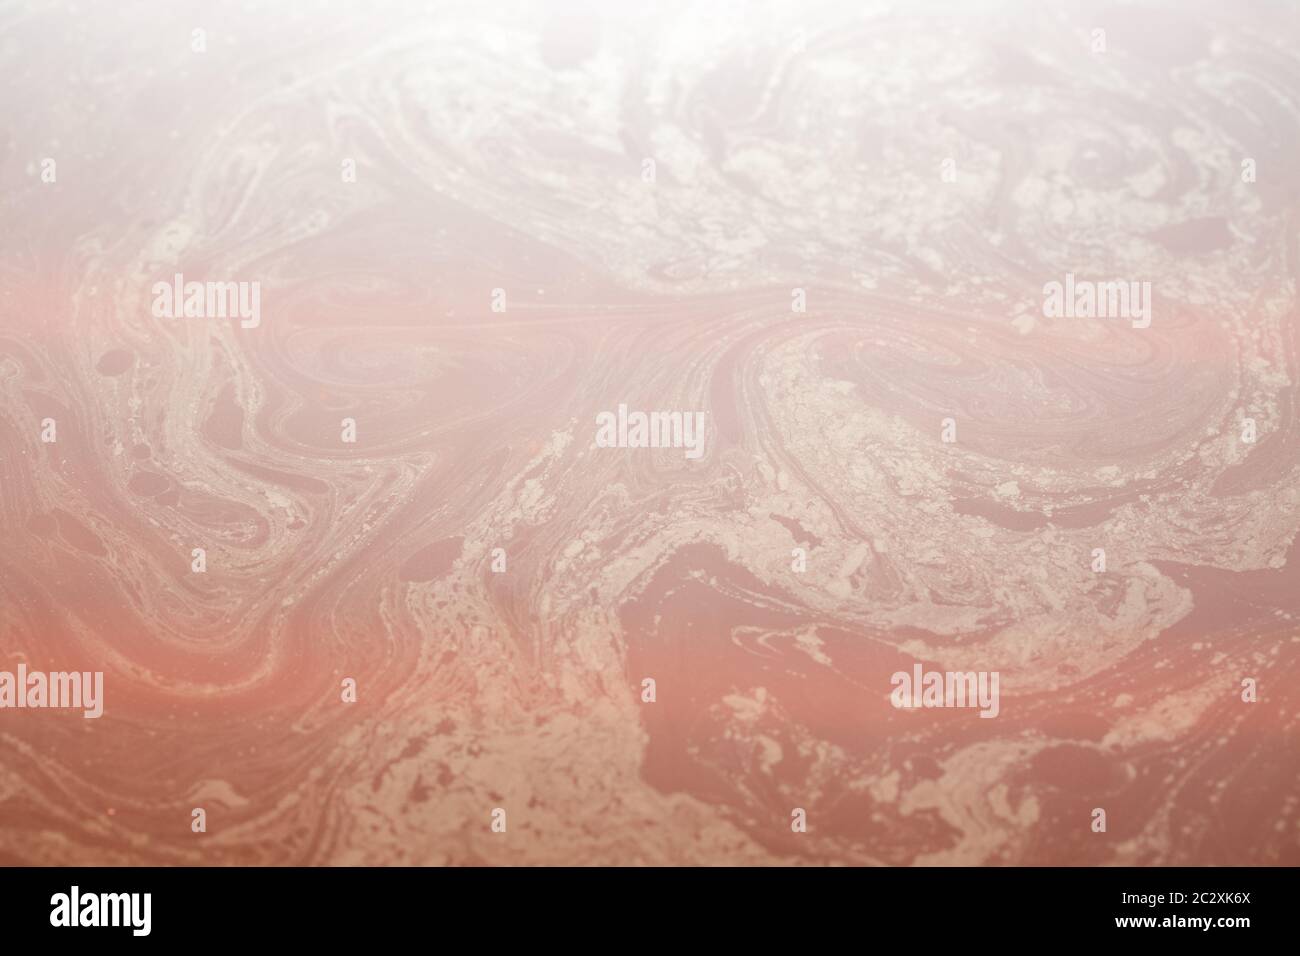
[0,0,1297,866]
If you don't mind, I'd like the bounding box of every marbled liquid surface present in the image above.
[1,0,1297,865]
